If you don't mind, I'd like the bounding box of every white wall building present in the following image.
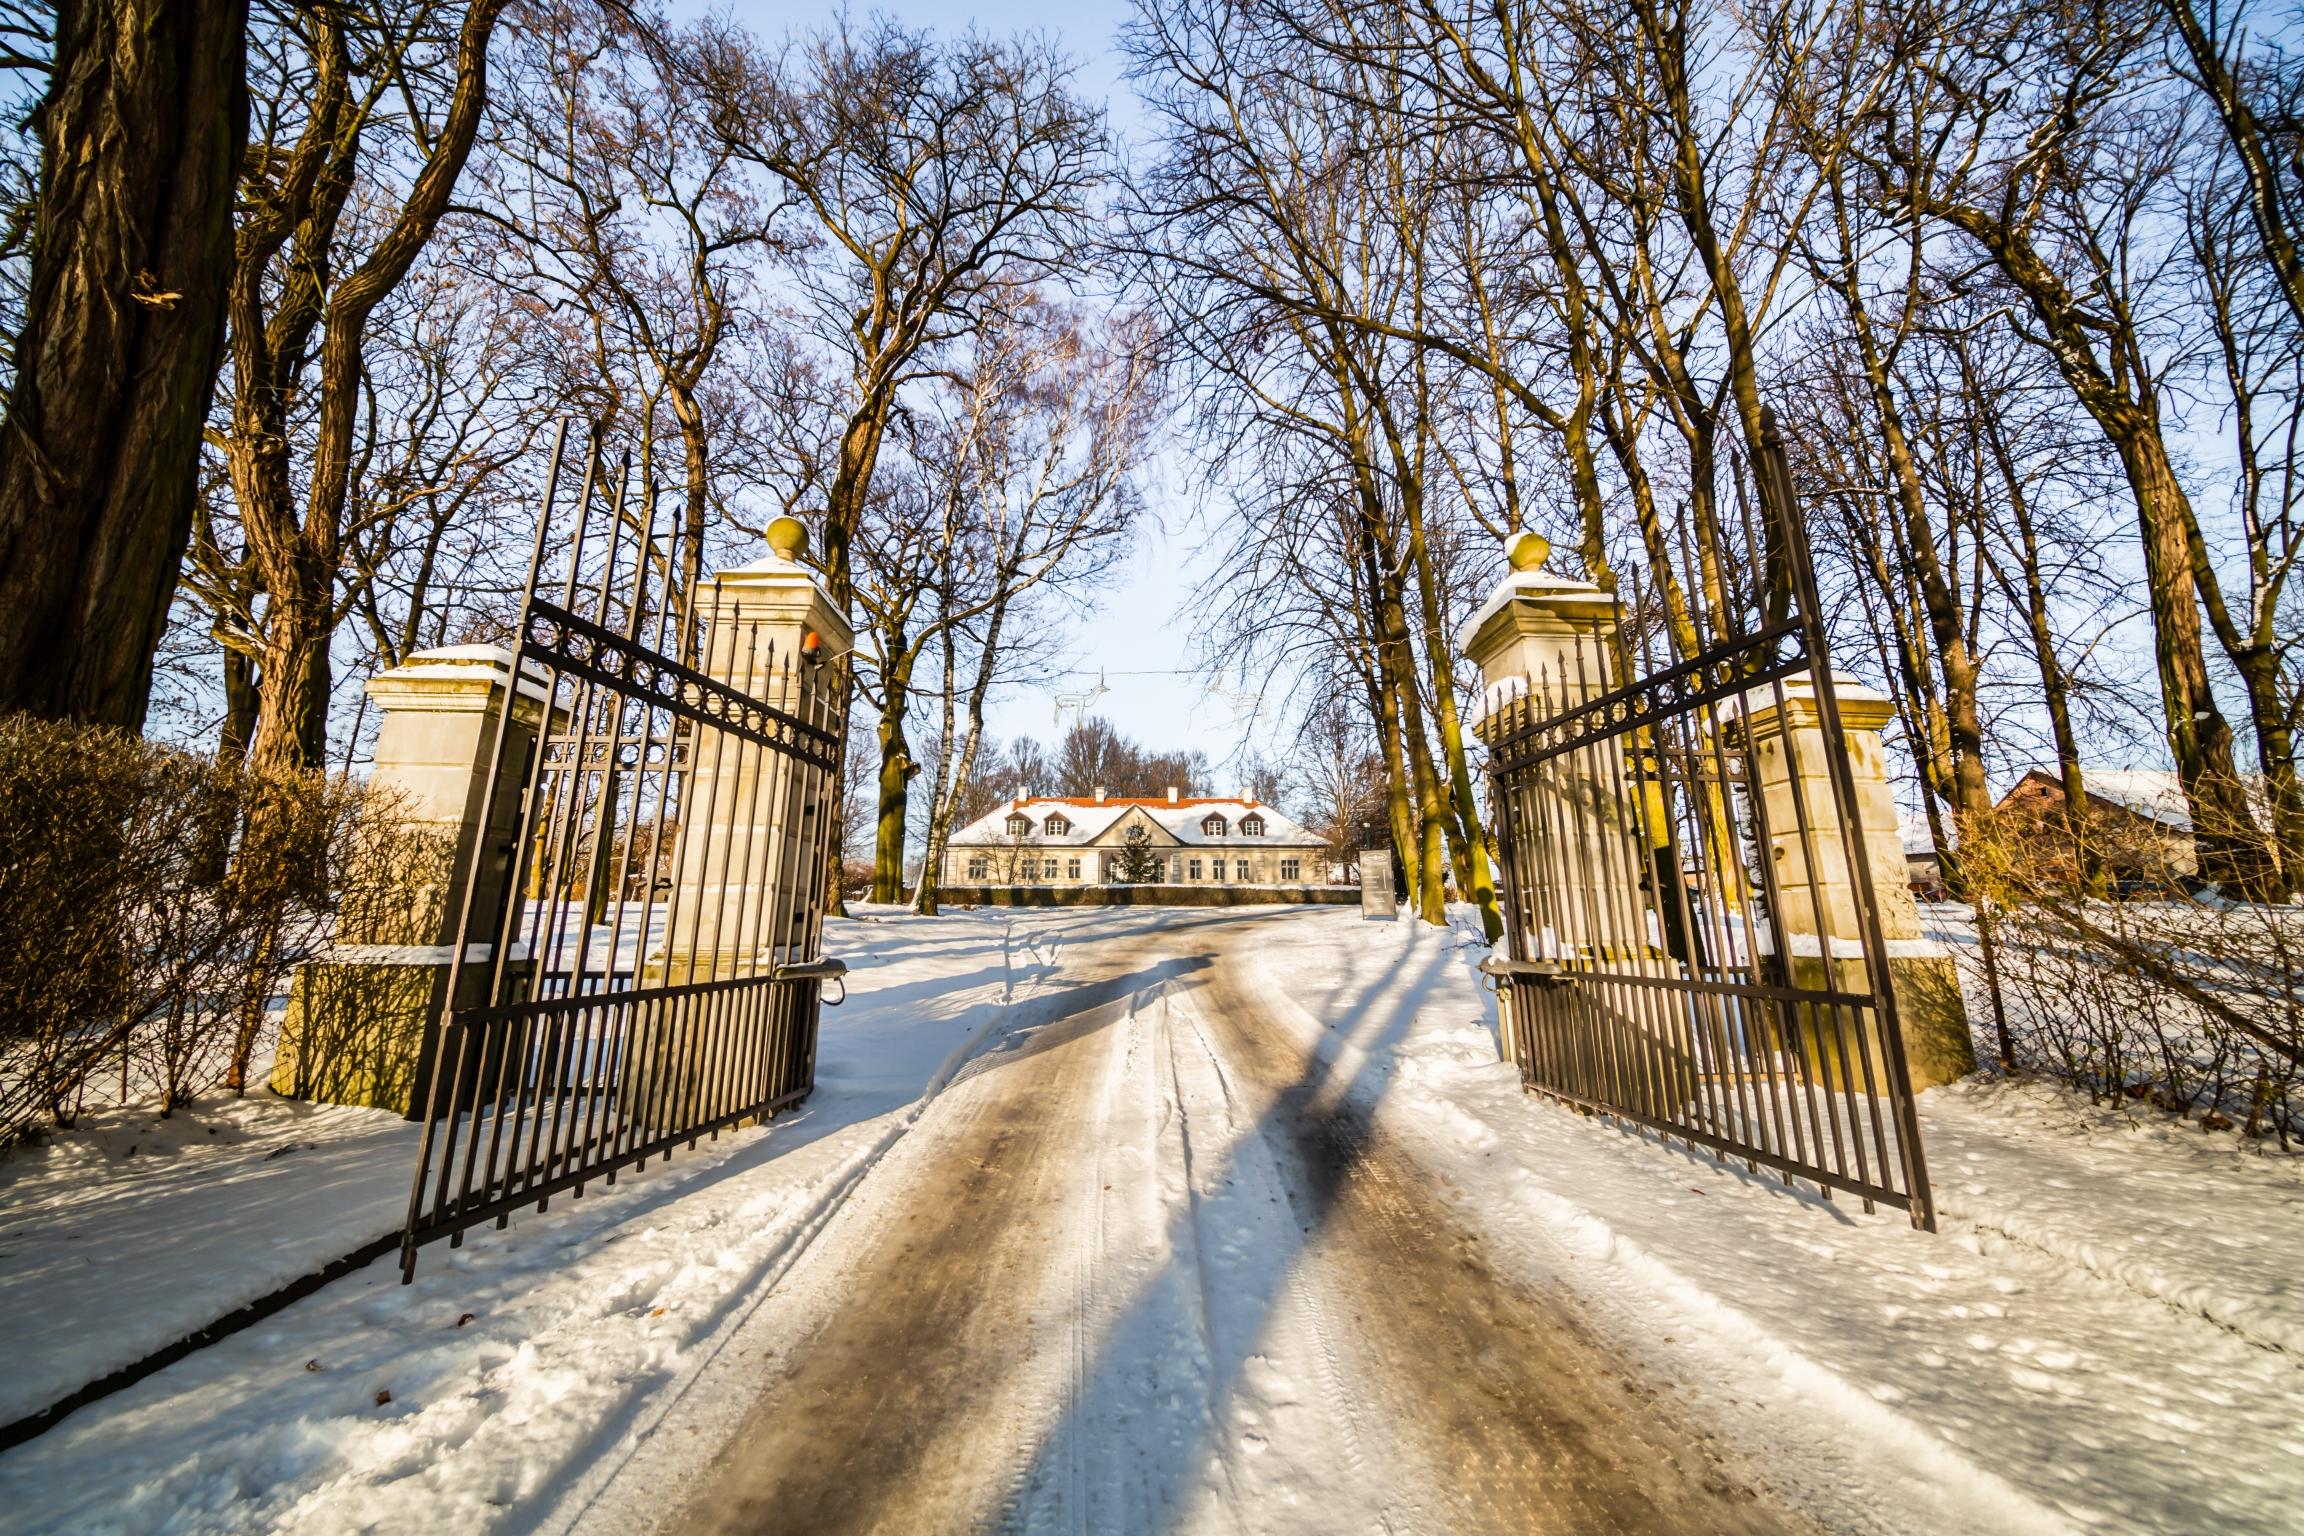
[943,788,1328,888]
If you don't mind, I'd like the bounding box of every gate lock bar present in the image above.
[1477,956,1573,988]
[771,955,849,1006]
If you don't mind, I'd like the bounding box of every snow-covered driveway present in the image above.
[574,908,1790,1536]
[4,904,2298,1534]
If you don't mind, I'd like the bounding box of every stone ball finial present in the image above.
[1505,528,1549,572]
[765,514,809,561]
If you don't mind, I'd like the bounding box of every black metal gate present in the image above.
[399,427,847,1279]
[1478,409,1934,1227]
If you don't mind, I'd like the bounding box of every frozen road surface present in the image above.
[576,911,1804,1536]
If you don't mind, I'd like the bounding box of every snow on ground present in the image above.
[1240,907,2304,1536]
[4,903,2300,1535]
[561,907,1435,1536]
[0,1094,417,1427]
[0,909,1053,1534]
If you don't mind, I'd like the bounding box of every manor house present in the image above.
[943,788,1327,888]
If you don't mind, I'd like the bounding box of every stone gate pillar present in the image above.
[1735,677,1975,1089]
[1458,532,1650,965]
[272,646,549,1115]
[659,516,852,980]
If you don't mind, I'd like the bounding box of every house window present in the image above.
[1045,814,1070,836]
[1241,815,1264,837]
[1201,814,1227,837]
[1188,858,1203,880]
[1006,814,1030,836]
[1235,859,1250,881]
[1280,857,1301,881]
[968,857,989,881]
[1043,857,1060,879]
[1067,858,1081,879]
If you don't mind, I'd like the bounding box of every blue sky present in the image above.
[711,0,1279,775]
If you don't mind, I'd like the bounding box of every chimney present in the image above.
[1094,786,1108,803]
[1166,785,1179,804]
[1017,786,1032,805]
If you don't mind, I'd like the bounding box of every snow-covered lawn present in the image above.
[0,909,1051,1533]
[1241,908,2304,1536]
[0,1093,417,1428]
[1,903,2298,1534]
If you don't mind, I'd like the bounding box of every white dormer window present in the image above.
[1240,815,1265,837]
[1201,814,1228,838]
[1044,814,1070,836]
[1006,813,1031,836]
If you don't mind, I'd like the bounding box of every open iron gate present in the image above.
[1479,409,1934,1227]
[399,428,847,1279]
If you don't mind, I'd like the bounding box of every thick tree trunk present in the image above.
[242,0,506,773]
[2119,428,2265,890]
[0,0,248,726]
[1913,196,2265,888]
[248,554,334,770]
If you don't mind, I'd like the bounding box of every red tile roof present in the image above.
[1013,795,1254,808]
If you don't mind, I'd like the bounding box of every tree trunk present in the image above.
[0,0,249,726]
[2120,426,2264,890]
[1825,186,1992,856]
[1361,649,1417,908]
[248,551,335,770]
[219,644,258,764]
[870,653,914,905]
[1912,195,2265,888]
[913,624,961,916]
[1399,465,1501,937]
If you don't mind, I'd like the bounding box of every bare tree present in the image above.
[217,0,510,771]
[691,17,1108,612]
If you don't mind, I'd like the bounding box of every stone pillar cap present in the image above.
[1727,670,1895,729]
[704,552,855,652]
[1456,571,1615,652]
[367,644,551,705]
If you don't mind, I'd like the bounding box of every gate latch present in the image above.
[1477,956,1573,988]
[772,955,849,1006]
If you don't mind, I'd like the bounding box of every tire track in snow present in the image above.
[1190,918,1806,1536]
[624,922,1192,1536]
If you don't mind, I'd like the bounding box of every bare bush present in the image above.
[1962,799,2304,1145]
[0,715,390,1144]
